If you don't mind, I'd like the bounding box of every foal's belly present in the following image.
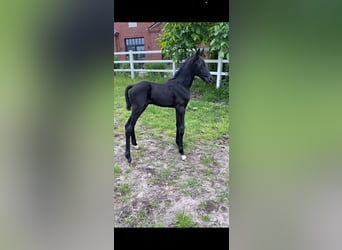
[149,85,175,107]
[149,96,174,107]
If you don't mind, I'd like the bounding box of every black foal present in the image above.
[124,48,213,163]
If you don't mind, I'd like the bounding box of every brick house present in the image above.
[113,22,165,60]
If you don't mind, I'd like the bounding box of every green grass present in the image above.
[148,200,160,208]
[178,177,202,196]
[114,164,121,178]
[138,209,147,219]
[201,215,210,222]
[202,168,213,175]
[159,167,172,180]
[149,223,166,228]
[175,210,197,228]
[201,156,215,165]
[186,178,201,188]
[120,183,131,195]
[165,200,172,207]
[198,201,206,210]
[113,75,229,147]
[117,183,131,202]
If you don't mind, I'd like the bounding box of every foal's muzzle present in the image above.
[204,75,213,83]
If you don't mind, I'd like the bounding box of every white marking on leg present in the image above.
[132,144,139,149]
[181,155,187,161]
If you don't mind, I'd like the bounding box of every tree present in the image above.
[158,22,229,62]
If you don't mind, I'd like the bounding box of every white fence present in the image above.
[113,50,229,88]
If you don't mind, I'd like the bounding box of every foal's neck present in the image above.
[171,61,196,89]
[173,74,195,89]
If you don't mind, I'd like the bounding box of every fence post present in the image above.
[216,56,223,89]
[172,61,176,76]
[129,50,134,79]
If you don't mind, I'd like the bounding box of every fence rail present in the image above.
[113,50,229,88]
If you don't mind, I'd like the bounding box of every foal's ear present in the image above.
[196,48,204,56]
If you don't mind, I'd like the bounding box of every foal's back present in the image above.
[129,80,187,108]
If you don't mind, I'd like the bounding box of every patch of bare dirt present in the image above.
[114,129,229,227]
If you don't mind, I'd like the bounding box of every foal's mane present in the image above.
[171,52,197,80]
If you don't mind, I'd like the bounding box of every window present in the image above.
[128,22,137,28]
[125,37,145,60]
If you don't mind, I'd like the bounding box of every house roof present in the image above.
[147,22,164,32]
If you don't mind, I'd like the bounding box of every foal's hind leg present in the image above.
[125,116,133,163]
[124,117,139,147]
[125,106,146,163]
[131,127,139,149]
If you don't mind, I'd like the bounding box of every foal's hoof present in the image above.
[181,155,187,161]
[125,152,132,164]
[132,144,139,150]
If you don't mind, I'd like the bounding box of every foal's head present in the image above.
[191,48,213,83]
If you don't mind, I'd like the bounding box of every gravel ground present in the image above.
[114,127,229,228]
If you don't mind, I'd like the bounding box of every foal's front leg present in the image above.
[175,106,187,161]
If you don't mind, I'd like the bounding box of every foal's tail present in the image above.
[125,85,134,110]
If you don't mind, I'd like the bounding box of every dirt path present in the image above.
[114,129,229,227]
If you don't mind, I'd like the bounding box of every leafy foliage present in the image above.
[158,22,229,62]
[208,22,229,59]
